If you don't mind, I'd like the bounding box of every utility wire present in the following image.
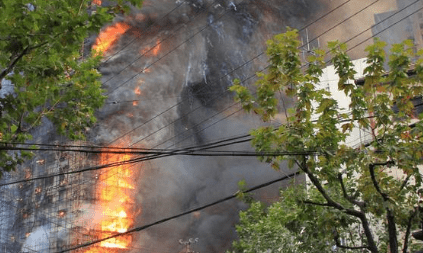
[57,170,301,253]
[57,5,423,252]
[5,4,423,251]
[0,146,318,156]
[0,148,314,187]
[104,0,227,95]
[102,1,186,63]
[108,0,358,146]
[4,1,423,186]
[159,0,420,151]
[154,0,423,152]
[102,0,352,105]
[1,0,412,193]
[0,133,252,153]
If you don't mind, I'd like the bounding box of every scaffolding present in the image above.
[0,141,103,252]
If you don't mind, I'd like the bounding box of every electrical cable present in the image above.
[106,0,415,152]
[102,0,352,104]
[5,3,423,250]
[5,2,423,252]
[0,0,356,151]
[0,147,315,188]
[103,0,230,95]
[0,0,411,205]
[104,0,353,95]
[101,1,186,63]
[164,0,421,152]
[107,0,363,146]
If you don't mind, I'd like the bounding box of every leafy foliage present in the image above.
[0,0,143,177]
[229,29,423,253]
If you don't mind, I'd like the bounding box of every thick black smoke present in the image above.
[88,0,326,252]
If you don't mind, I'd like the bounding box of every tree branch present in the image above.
[296,157,379,253]
[302,200,332,207]
[0,46,30,82]
[369,161,394,201]
[399,175,411,193]
[402,207,418,253]
[338,173,366,208]
[295,159,362,217]
[369,161,398,253]
[333,229,368,250]
[0,34,60,84]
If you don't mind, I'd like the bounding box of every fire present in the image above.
[139,40,161,57]
[151,42,161,56]
[92,0,101,5]
[92,22,131,56]
[134,87,141,95]
[83,150,135,252]
[133,101,138,106]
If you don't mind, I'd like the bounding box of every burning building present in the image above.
[0,0,400,252]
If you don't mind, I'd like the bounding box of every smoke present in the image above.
[21,224,68,253]
[87,0,326,252]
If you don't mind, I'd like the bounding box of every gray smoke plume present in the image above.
[87,1,326,252]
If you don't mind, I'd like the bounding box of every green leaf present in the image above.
[10,124,17,133]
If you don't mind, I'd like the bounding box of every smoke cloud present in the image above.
[86,0,329,252]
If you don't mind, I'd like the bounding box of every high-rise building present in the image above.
[372,0,423,51]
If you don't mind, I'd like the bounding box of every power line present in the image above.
[1,0,412,196]
[6,3,421,252]
[347,4,423,53]
[102,1,186,63]
[101,0,352,105]
[58,5,423,253]
[103,0,227,95]
[0,148,314,188]
[57,170,301,253]
[135,0,380,148]
[170,0,420,153]
[107,0,415,152]
[108,0,357,146]
[0,131,252,153]
[57,17,423,250]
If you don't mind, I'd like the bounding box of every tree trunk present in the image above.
[387,209,398,253]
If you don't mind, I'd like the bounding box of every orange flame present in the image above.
[92,0,102,5]
[84,150,135,252]
[139,40,161,57]
[134,87,141,95]
[93,22,131,56]
[133,101,138,106]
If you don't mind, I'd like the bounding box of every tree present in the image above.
[229,29,423,253]
[0,0,143,177]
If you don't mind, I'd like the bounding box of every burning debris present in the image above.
[58,210,67,218]
[34,187,42,194]
[134,87,141,95]
[36,159,45,165]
